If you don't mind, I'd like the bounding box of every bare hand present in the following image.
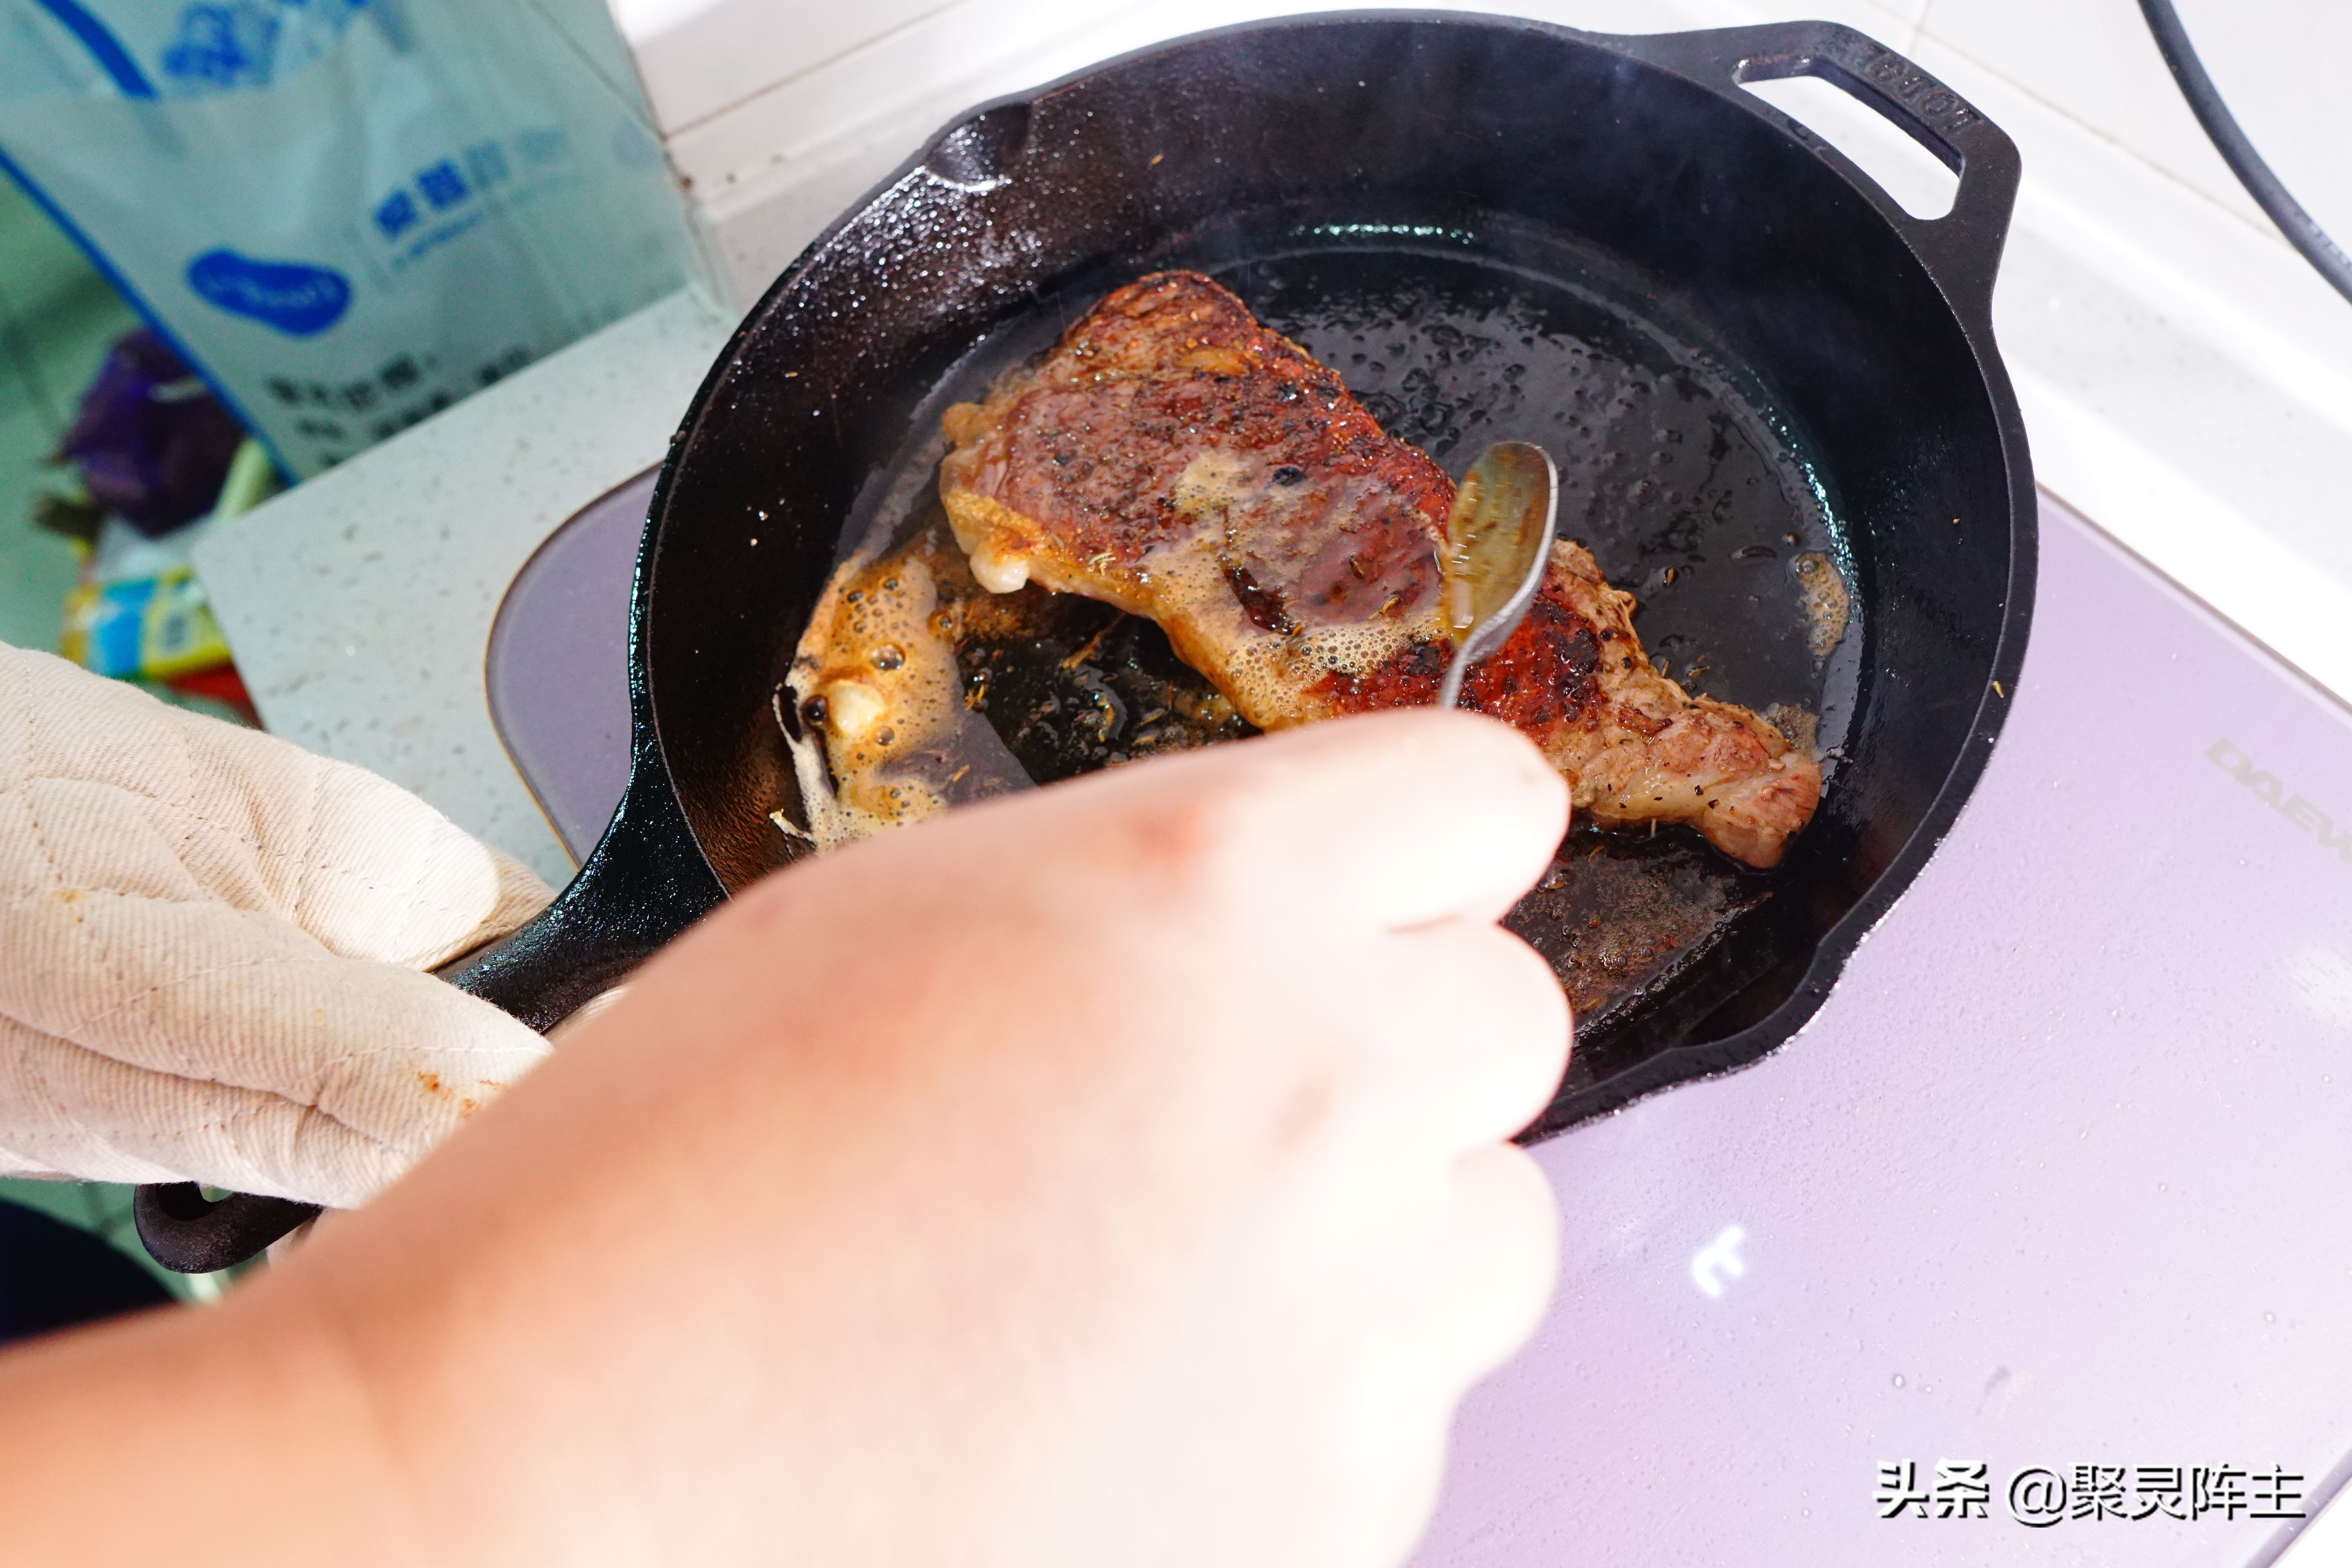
[2,710,1570,1568]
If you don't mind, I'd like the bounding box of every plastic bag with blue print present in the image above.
[0,0,698,477]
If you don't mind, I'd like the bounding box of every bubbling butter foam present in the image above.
[783,546,1026,850]
[1792,552,1851,661]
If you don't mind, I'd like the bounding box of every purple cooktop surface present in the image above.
[485,468,652,861]
[490,492,2352,1566]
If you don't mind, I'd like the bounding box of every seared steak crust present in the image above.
[1315,541,1820,868]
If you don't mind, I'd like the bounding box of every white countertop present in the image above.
[193,289,731,885]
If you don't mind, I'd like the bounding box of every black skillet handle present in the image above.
[1609,22,2021,325]
[131,757,726,1274]
[131,1184,322,1275]
[433,750,725,1029]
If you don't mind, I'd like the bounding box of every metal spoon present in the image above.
[1437,441,1560,710]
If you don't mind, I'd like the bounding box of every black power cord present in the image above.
[2138,0,2352,307]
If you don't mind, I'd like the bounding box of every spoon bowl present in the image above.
[1438,441,1560,710]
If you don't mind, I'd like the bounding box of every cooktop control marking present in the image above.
[1691,1225,1748,1299]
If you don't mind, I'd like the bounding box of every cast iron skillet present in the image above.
[137,11,2034,1272]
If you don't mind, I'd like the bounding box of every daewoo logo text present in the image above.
[2207,739,2352,864]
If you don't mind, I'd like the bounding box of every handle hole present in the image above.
[924,101,1032,191]
[1739,71,1960,220]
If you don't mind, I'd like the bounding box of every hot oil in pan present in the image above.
[1226,247,1852,724]
[1221,245,1858,1079]
[810,240,1858,1067]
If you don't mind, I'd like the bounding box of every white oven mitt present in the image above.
[0,644,555,1208]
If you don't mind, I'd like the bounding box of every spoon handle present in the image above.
[1437,650,1471,712]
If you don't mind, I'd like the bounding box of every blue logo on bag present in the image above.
[185,250,351,336]
[162,4,281,92]
[154,0,372,98]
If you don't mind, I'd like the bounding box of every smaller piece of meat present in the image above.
[1314,541,1821,868]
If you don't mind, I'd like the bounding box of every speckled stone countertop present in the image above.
[193,290,734,886]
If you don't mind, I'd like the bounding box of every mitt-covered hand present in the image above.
[0,644,552,1207]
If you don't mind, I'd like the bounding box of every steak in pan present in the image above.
[933,270,1820,867]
